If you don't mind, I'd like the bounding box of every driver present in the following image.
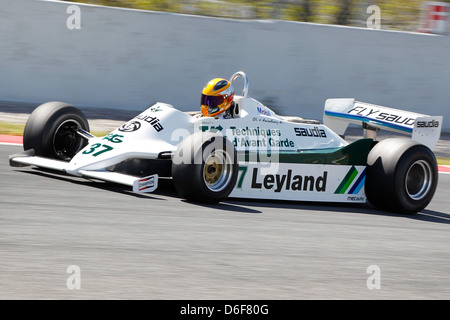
[201,78,235,119]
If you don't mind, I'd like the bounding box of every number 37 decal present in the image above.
[82,143,113,157]
[82,133,123,157]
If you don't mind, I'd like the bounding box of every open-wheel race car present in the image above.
[9,71,443,214]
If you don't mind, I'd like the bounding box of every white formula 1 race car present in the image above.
[10,72,443,214]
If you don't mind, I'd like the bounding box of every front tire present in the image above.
[172,132,238,203]
[365,138,438,214]
[23,101,90,161]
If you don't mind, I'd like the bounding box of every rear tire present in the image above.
[365,138,438,214]
[172,132,238,203]
[23,101,90,161]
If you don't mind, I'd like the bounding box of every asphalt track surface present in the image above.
[1,144,450,300]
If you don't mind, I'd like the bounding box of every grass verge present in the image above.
[437,157,450,166]
[0,121,25,136]
[0,121,108,138]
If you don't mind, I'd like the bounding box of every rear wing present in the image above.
[323,98,443,150]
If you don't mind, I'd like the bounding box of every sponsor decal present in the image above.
[227,126,294,148]
[200,125,223,132]
[294,127,327,138]
[233,164,367,203]
[334,166,366,195]
[347,196,365,202]
[102,133,123,143]
[149,105,163,112]
[230,126,281,137]
[416,119,440,128]
[233,137,294,148]
[138,176,155,191]
[135,114,164,132]
[118,121,141,132]
[260,118,281,124]
[257,106,271,116]
[253,117,281,124]
[347,105,415,126]
[250,167,327,192]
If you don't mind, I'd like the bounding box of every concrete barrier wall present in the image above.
[1,0,449,130]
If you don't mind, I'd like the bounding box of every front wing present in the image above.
[10,150,158,193]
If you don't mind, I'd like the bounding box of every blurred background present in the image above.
[2,0,449,129]
[64,0,450,32]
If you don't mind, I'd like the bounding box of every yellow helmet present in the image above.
[201,78,235,117]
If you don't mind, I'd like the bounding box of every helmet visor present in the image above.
[201,94,225,108]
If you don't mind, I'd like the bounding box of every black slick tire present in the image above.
[23,101,90,161]
[365,138,438,214]
[172,132,238,203]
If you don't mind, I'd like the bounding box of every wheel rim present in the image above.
[53,119,83,160]
[203,150,233,192]
[405,160,433,201]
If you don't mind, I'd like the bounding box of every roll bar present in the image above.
[229,71,249,97]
